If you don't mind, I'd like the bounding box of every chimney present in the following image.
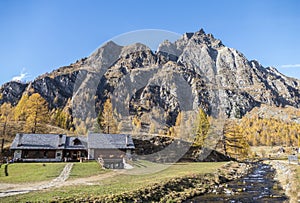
[17,134,23,147]
[58,134,63,147]
[126,135,129,146]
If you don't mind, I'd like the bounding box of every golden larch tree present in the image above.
[193,108,210,147]
[224,120,250,159]
[51,108,73,130]
[25,93,49,133]
[132,116,142,134]
[97,98,118,134]
[14,93,29,121]
[0,102,14,136]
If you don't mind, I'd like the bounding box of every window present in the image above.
[73,138,82,146]
[23,151,28,158]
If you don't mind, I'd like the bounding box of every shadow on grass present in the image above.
[4,164,8,176]
[133,161,148,168]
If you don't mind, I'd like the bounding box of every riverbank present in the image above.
[1,162,224,202]
[266,160,300,202]
[189,162,288,202]
[51,161,253,202]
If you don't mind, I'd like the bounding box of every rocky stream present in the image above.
[186,162,288,203]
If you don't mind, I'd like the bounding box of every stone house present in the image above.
[10,133,135,169]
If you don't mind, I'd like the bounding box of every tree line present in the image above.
[0,93,50,136]
[0,92,75,137]
[2,93,298,160]
[95,98,251,159]
[239,115,300,147]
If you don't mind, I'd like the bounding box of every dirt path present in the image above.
[0,164,124,198]
[59,169,124,187]
[0,163,74,198]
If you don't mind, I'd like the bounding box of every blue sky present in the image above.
[0,0,299,85]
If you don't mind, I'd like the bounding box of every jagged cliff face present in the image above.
[1,28,300,130]
[0,81,27,106]
[158,30,300,117]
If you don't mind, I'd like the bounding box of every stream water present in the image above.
[186,163,288,203]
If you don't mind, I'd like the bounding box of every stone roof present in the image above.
[88,133,135,149]
[10,133,135,150]
[10,134,66,150]
[65,136,88,150]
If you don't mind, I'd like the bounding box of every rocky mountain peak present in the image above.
[85,40,123,70]
[183,32,194,40]
[190,29,224,49]
[89,40,122,60]
[157,28,224,58]
[1,28,300,131]
[121,43,151,56]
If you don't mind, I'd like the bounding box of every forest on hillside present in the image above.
[1,91,300,160]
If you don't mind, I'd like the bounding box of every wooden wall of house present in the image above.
[93,149,126,159]
[102,159,124,169]
[21,150,56,159]
[64,150,87,161]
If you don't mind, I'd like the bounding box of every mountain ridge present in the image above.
[1,28,300,132]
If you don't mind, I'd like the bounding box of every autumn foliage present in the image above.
[240,115,300,147]
[97,98,118,134]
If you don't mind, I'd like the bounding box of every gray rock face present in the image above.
[30,71,81,109]
[1,28,300,128]
[1,71,82,110]
[0,81,28,106]
[157,29,300,118]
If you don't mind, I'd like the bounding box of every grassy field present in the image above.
[0,161,106,183]
[69,161,107,179]
[0,163,66,183]
[2,161,226,202]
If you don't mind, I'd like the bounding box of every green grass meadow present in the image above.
[0,161,105,183]
[0,162,66,183]
[1,161,226,202]
[69,161,107,179]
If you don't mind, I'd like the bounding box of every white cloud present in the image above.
[12,68,30,82]
[280,64,300,68]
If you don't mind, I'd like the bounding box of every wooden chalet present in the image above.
[88,133,135,169]
[64,136,88,162]
[10,134,66,162]
[10,133,135,169]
